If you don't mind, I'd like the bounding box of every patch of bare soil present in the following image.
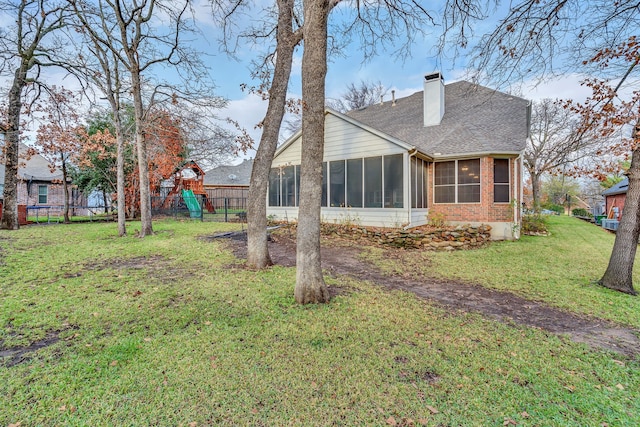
[0,329,72,367]
[223,232,640,358]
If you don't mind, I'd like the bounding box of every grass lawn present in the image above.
[360,215,640,329]
[1,217,639,425]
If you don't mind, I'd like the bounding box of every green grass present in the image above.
[363,216,640,329]
[1,218,639,425]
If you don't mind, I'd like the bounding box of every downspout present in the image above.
[513,154,522,239]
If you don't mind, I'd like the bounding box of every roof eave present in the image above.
[430,150,524,161]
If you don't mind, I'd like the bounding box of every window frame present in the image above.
[493,158,511,204]
[433,159,481,204]
[38,185,48,205]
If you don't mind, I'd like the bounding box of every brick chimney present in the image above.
[423,72,444,127]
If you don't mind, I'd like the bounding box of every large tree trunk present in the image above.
[130,70,153,237]
[116,127,127,236]
[599,131,640,296]
[62,156,70,223]
[1,64,28,230]
[294,0,330,304]
[531,172,542,212]
[246,0,300,269]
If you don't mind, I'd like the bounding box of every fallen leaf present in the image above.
[426,405,439,414]
[59,405,66,412]
[188,422,197,427]
[132,290,142,297]
[563,385,575,392]
[616,383,624,390]
[418,418,429,425]
[251,408,258,414]
[521,411,530,418]
[8,423,21,427]
[386,416,397,426]
[110,360,118,366]
[613,360,625,367]
[204,321,212,326]
[503,419,517,426]
[144,337,152,342]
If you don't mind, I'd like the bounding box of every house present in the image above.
[204,158,253,200]
[0,144,88,221]
[266,73,530,240]
[603,178,628,220]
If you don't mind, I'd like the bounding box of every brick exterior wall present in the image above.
[15,181,89,215]
[428,156,520,224]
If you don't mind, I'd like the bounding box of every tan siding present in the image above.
[266,206,411,228]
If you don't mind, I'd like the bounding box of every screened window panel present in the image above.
[346,158,363,208]
[282,166,296,207]
[411,157,418,208]
[421,160,428,208]
[330,160,346,207]
[268,169,280,206]
[458,184,480,203]
[494,159,510,183]
[494,185,510,203]
[434,185,455,203]
[295,165,300,206]
[384,154,403,208]
[494,159,510,203]
[321,162,327,207]
[434,161,455,185]
[364,156,382,207]
[458,159,480,185]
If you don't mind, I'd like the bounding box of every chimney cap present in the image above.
[424,72,443,82]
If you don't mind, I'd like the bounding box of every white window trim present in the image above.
[493,158,511,204]
[433,158,482,205]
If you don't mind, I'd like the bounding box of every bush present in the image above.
[522,213,549,234]
[571,208,591,217]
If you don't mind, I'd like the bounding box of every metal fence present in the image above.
[151,195,247,223]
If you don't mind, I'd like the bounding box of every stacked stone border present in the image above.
[275,222,493,250]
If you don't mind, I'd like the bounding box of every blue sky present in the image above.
[187,0,594,158]
[0,0,594,162]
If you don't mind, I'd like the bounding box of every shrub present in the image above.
[522,213,549,234]
[571,208,590,217]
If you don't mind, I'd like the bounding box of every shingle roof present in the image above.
[203,159,253,186]
[0,145,63,185]
[346,81,530,158]
[602,178,628,196]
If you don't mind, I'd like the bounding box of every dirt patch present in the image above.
[1,331,62,367]
[224,233,640,358]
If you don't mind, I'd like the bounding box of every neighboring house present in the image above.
[603,178,628,220]
[204,159,253,199]
[267,73,530,240]
[0,144,87,217]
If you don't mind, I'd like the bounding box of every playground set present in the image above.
[160,160,215,218]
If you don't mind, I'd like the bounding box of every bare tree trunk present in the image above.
[116,128,127,236]
[62,156,70,223]
[295,0,330,304]
[131,71,153,237]
[247,0,300,269]
[1,64,27,230]
[531,172,541,212]
[599,127,640,295]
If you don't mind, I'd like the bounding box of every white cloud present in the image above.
[522,74,592,102]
